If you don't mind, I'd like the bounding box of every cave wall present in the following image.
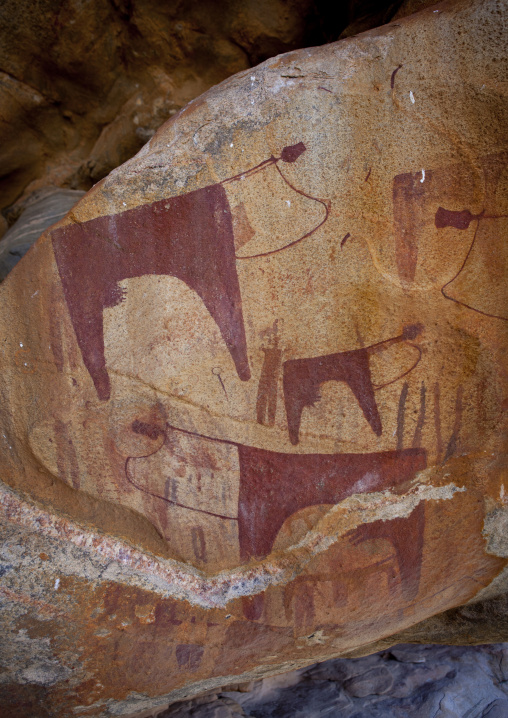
[0,0,439,232]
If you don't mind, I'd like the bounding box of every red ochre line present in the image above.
[373,343,422,391]
[124,455,239,522]
[441,216,508,322]
[221,157,277,185]
[125,421,427,566]
[135,415,423,457]
[391,65,402,89]
[127,329,424,517]
[234,164,330,259]
[124,424,426,520]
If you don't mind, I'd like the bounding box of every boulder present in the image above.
[0,189,84,281]
[0,0,507,714]
[163,643,508,717]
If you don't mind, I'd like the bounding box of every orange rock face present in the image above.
[0,0,507,714]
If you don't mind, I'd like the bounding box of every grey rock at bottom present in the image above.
[158,643,508,718]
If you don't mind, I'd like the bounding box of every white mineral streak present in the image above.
[466,506,508,605]
[482,506,508,557]
[0,479,463,609]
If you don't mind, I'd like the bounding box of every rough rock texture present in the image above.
[0,0,433,224]
[161,643,508,717]
[0,0,507,715]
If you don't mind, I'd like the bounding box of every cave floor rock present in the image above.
[159,643,508,718]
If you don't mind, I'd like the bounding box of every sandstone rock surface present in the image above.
[0,0,507,715]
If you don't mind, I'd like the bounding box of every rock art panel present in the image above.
[0,0,507,715]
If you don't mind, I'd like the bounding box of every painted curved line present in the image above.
[124,454,238,522]
[235,164,330,259]
[221,157,277,185]
[441,217,508,322]
[366,327,422,354]
[373,343,423,392]
[391,64,402,89]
